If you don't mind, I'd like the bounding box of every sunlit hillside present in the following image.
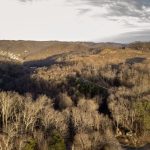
[0,41,150,150]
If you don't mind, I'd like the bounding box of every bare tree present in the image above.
[0,92,23,131]
[22,95,50,132]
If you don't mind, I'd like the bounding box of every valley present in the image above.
[0,41,149,150]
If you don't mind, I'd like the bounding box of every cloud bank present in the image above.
[1,0,149,42]
[101,29,150,43]
[67,0,150,42]
[68,0,150,21]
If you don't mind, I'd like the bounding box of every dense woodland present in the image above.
[0,41,149,150]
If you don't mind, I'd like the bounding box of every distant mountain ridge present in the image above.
[127,41,150,50]
[0,40,123,61]
[0,40,149,62]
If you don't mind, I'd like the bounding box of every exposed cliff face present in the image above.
[0,50,23,62]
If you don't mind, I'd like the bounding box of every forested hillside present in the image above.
[0,41,149,150]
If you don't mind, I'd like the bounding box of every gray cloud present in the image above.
[18,0,44,2]
[68,0,150,22]
[16,0,150,43]
[18,0,33,2]
[102,30,150,43]
[18,0,150,21]
[19,0,150,22]
[77,8,91,15]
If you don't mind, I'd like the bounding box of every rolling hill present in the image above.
[0,40,149,150]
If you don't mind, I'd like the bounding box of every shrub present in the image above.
[133,100,150,134]
[23,138,37,150]
[77,98,99,112]
[48,131,66,150]
[58,93,73,110]
[73,132,91,150]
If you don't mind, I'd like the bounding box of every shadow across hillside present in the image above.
[1,55,148,98]
[0,60,109,112]
[0,56,149,149]
[125,57,146,64]
[23,48,102,68]
[124,143,150,150]
[0,60,57,99]
[23,53,68,68]
[0,58,120,110]
[1,55,148,105]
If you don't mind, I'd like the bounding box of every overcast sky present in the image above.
[0,0,150,43]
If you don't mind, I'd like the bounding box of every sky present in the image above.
[0,0,150,43]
